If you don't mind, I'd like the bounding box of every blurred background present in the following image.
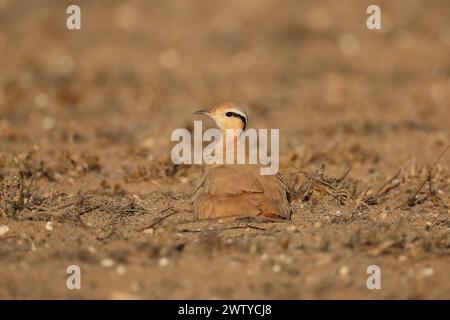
[1,0,449,161]
[0,0,449,299]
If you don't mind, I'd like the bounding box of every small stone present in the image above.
[286,225,297,232]
[88,246,97,254]
[45,221,53,231]
[0,225,10,236]
[339,266,349,276]
[53,172,63,181]
[272,264,281,273]
[180,177,188,183]
[140,136,155,149]
[398,255,408,262]
[277,254,287,261]
[116,265,126,275]
[158,257,169,267]
[42,116,55,131]
[100,258,115,268]
[420,268,435,277]
[261,253,269,261]
[313,222,322,228]
[142,228,154,235]
[34,93,49,109]
[284,256,293,264]
[249,243,258,254]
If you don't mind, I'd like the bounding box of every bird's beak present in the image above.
[192,109,209,116]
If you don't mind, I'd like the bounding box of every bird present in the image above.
[191,102,291,221]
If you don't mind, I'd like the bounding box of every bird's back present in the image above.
[192,164,291,220]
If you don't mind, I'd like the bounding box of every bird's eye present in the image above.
[225,112,233,117]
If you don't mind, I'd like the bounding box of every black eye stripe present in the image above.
[225,111,247,130]
[225,111,244,118]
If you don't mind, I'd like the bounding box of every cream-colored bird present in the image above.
[192,102,291,221]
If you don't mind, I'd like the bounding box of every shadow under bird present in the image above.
[192,102,291,220]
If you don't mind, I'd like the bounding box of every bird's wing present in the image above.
[255,170,292,219]
[192,165,265,219]
[192,165,291,220]
[200,165,265,196]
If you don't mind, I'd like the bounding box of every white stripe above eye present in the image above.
[234,112,246,120]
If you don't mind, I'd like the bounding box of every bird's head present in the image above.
[193,102,248,131]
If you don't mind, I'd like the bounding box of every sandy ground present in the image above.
[0,0,450,299]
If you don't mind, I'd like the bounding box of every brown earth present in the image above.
[0,0,450,299]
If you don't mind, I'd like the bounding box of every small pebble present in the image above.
[0,225,9,236]
[142,228,154,235]
[34,93,49,109]
[278,254,293,264]
[277,254,287,261]
[398,255,408,262]
[180,177,188,183]
[249,243,258,254]
[42,116,55,131]
[272,264,281,273]
[339,266,349,276]
[140,136,155,149]
[100,258,115,268]
[45,221,53,231]
[116,265,127,275]
[286,225,297,232]
[158,257,169,267]
[420,268,435,277]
